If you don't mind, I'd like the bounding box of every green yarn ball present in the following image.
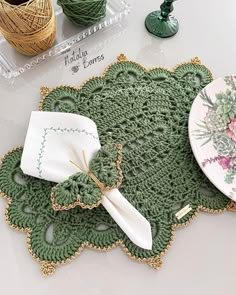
[58,0,107,26]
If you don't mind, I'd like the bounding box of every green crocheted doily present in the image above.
[0,55,231,275]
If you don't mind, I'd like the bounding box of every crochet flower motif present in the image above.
[51,144,123,210]
[0,55,231,275]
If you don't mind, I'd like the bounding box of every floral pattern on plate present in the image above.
[189,75,236,201]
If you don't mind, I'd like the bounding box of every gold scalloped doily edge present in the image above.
[38,55,212,109]
[0,55,234,276]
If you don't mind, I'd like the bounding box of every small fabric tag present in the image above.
[175,204,192,220]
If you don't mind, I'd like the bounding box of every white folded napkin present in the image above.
[21,111,152,250]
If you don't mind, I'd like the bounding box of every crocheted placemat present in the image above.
[0,55,233,275]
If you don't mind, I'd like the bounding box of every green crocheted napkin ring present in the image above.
[0,55,232,276]
[51,143,123,210]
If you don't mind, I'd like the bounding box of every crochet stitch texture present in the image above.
[0,55,230,275]
[51,143,123,210]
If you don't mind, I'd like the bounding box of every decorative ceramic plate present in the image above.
[189,75,236,201]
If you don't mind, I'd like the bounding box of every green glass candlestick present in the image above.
[145,0,179,38]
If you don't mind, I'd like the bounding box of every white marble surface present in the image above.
[1,0,236,294]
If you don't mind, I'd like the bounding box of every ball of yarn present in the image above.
[58,0,107,26]
[0,0,56,56]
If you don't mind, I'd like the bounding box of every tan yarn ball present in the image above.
[0,0,56,56]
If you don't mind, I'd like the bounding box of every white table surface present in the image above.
[1,0,236,294]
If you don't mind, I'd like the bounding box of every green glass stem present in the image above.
[145,0,179,38]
